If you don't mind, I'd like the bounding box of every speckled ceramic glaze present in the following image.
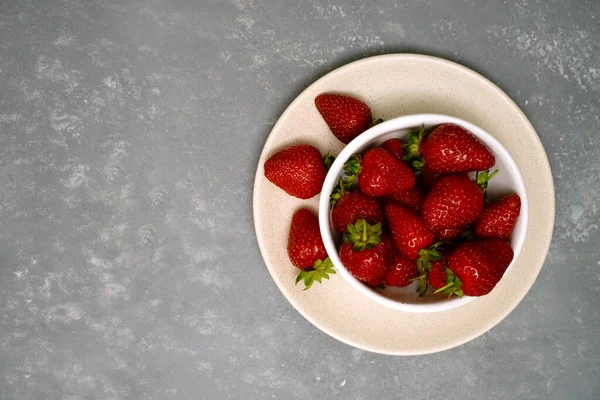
[253,54,555,355]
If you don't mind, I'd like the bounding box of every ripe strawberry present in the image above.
[264,144,332,199]
[420,124,495,173]
[435,227,467,242]
[421,175,485,231]
[330,180,383,233]
[475,194,521,239]
[344,148,415,197]
[383,184,426,211]
[288,208,335,290]
[315,93,372,144]
[428,260,449,290]
[384,254,417,287]
[381,138,404,159]
[339,220,392,286]
[384,203,434,260]
[447,239,514,296]
[423,165,443,188]
[429,262,464,298]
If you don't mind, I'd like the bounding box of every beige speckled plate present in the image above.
[252,54,555,355]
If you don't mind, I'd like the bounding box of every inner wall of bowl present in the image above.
[328,121,526,306]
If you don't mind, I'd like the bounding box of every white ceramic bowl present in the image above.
[318,114,529,313]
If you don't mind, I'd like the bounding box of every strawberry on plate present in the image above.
[447,239,514,296]
[315,93,373,144]
[421,175,485,231]
[288,208,335,290]
[330,180,382,233]
[384,202,435,260]
[420,124,495,173]
[264,144,333,199]
[475,194,521,239]
[384,254,417,287]
[339,219,393,287]
[344,148,415,197]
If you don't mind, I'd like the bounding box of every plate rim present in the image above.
[252,53,556,355]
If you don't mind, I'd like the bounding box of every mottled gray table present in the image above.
[1,0,599,399]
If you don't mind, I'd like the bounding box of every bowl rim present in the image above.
[318,113,529,313]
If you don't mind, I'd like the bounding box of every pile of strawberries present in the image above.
[264,94,521,298]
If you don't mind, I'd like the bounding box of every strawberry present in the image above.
[339,220,392,286]
[447,239,514,296]
[383,184,426,211]
[435,228,464,241]
[288,208,335,290]
[264,144,333,199]
[330,180,382,233]
[423,165,443,188]
[420,124,495,173]
[344,148,415,197]
[428,260,449,290]
[421,175,485,231]
[381,138,404,159]
[429,262,464,298]
[315,93,373,144]
[384,254,417,287]
[475,194,521,239]
[384,203,435,260]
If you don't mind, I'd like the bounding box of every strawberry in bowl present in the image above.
[318,114,528,313]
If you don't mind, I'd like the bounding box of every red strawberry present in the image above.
[423,165,443,188]
[315,93,372,144]
[420,124,495,173]
[344,148,415,197]
[422,175,485,231]
[384,203,435,260]
[381,138,404,159]
[339,220,392,286]
[448,239,514,296]
[288,208,335,290]
[429,261,464,298]
[384,254,417,287]
[264,144,331,199]
[330,181,382,233]
[435,227,467,242]
[475,194,521,239]
[383,185,426,211]
[428,260,448,290]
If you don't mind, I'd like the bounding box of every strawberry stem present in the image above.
[295,258,336,290]
[330,178,347,208]
[343,154,362,186]
[475,169,498,202]
[323,152,335,171]
[370,118,384,127]
[343,219,382,252]
[402,124,427,171]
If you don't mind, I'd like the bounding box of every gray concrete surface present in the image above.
[1,0,599,399]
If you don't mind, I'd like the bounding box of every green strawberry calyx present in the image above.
[402,124,427,171]
[433,268,464,298]
[330,178,347,208]
[370,118,384,128]
[342,154,362,186]
[323,152,335,171]
[343,219,382,252]
[415,242,443,296]
[295,257,336,291]
[475,169,498,203]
